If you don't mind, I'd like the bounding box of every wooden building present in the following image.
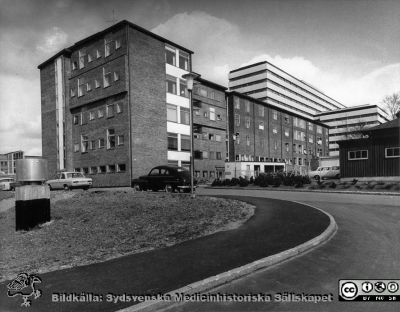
[338,117,400,181]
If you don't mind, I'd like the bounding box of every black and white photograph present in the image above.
[0,0,399,311]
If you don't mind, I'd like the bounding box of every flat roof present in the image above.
[227,91,329,128]
[38,20,193,69]
[315,104,379,116]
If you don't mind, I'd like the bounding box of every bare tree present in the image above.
[382,92,400,120]
[345,119,368,139]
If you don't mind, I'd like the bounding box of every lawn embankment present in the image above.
[0,190,254,282]
[0,191,14,201]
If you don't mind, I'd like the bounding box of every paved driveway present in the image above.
[168,188,400,312]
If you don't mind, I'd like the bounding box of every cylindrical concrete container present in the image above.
[15,159,50,231]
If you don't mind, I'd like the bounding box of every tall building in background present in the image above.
[228,61,345,119]
[315,104,389,156]
[39,20,193,186]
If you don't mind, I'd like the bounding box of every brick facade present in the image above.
[192,79,227,181]
[39,20,193,187]
[227,92,329,174]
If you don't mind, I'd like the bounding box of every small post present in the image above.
[15,159,50,231]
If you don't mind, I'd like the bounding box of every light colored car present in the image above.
[0,177,15,191]
[308,166,340,180]
[46,172,92,190]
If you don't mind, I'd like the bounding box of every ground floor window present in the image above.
[348,150,368,160]
[117,164,126,172]
[385,147,400,158]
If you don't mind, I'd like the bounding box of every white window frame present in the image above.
[103,68,111,88]
[116,103,122,114]
[209,107,216,121]
[117,135,124,146]
[81,135,88,153]
[235,114,240,126]
[115,39,121,50]
[385,147,400,158]
[105,38,112,57]
[78,51,85,69]
[348,150,368,160]
[107,128,115,149]
[245,117,250,128]
[259,121,264,130]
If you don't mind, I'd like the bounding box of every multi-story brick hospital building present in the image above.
[39,20,383,186]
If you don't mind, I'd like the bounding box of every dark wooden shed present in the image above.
[338,118,400,180]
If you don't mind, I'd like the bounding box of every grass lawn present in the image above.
[0,191,14,201]
[0,190,254,282]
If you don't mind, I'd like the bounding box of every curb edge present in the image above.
[117,200,338,312]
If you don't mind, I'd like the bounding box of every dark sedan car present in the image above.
[131,166,195,192]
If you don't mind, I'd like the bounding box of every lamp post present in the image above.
[182,72,200,198]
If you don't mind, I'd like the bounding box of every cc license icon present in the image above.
[341,282,358,300]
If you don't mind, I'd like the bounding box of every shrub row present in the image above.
[211,172,311,188]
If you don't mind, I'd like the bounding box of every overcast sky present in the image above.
[0,0,399,155]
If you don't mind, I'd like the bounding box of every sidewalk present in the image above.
[0,196,331,312]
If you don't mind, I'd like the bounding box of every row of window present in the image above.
[72,38,121,70]
[167,133,190,152]
[323,113,378,124]
[194,151,223,160]
[195,170,223,179]
[75,163,126,175]
[194,106,223,121]
[71,69,120,98]
[233,154,318,166]
[258,96,314,119]
[193,86,224,102]
[165,44,190,71]
[193,131,223,142]
[233,98,325,133]
[74,129,124,152]
[166,75,188,97]
[232,68,341,110]
[328,121,378,131]
[73,103,123,125]
[348,147,400,160]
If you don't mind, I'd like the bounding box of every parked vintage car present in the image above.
[0,177,15,191]
[131,165,195,192]
[45,172,92,190]
[308,166,340,180]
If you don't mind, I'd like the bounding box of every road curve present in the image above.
[168,188,400,312]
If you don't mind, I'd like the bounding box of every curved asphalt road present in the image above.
[168,188,400,312]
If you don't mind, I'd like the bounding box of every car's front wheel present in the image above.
[132,183,141,192]
[63,184,70,191]
[165,184,173,193]
[314,175,320,181]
